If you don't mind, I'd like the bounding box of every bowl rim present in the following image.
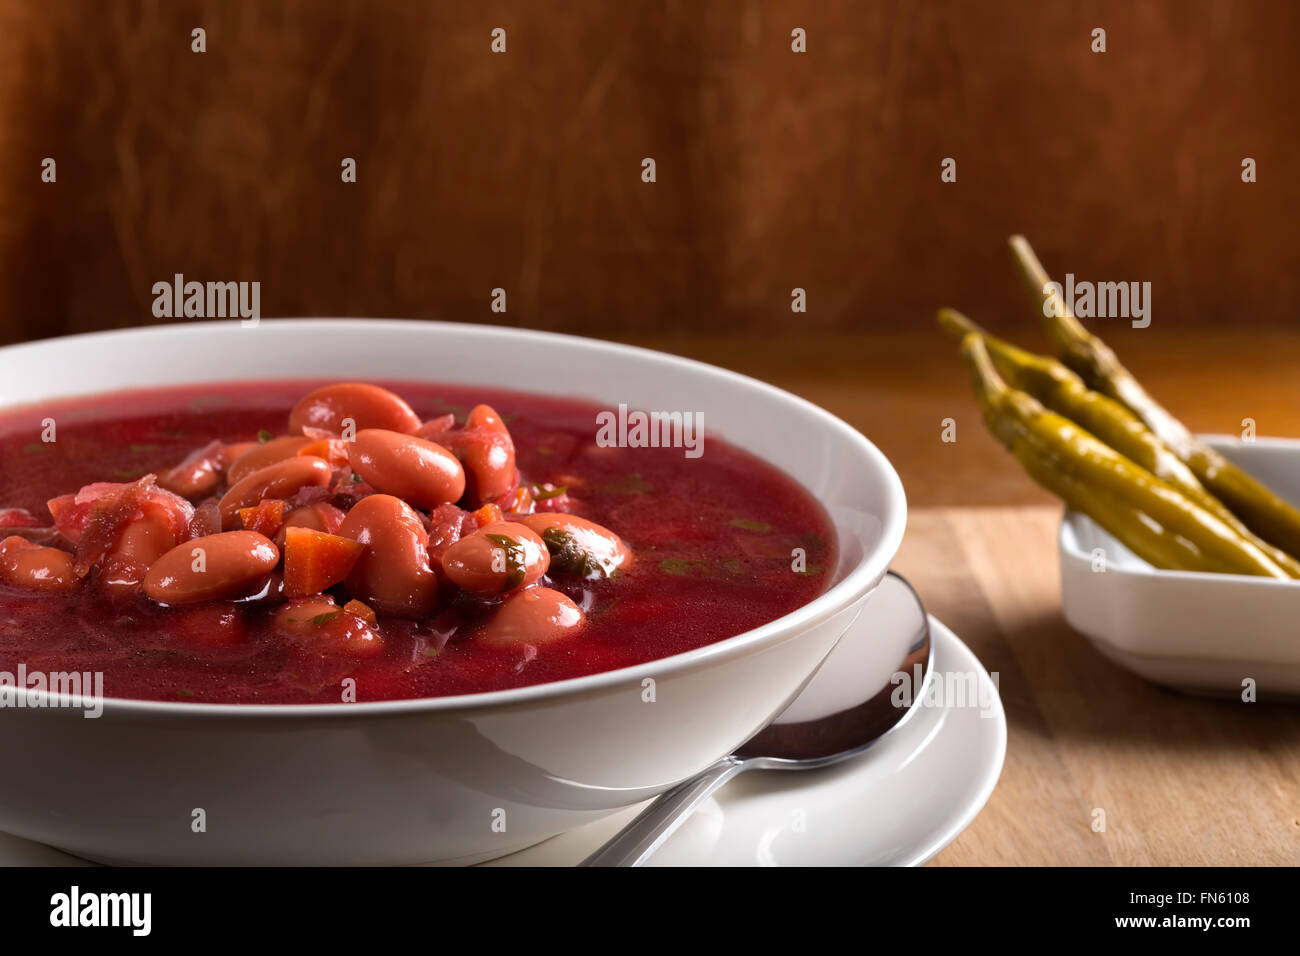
[0,318,908,719]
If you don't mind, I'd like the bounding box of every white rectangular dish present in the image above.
[1059,436,1300,697]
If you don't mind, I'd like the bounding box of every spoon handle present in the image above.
[579,756,748,867]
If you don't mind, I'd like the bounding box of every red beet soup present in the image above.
[0,381,836,704]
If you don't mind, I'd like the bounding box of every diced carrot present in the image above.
[283,526,365,598]
[237,498,286,537]
[501,486,533,515]
[471,503,503,527]
[342,598,377,626]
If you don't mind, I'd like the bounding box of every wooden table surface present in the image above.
[633,328,1300,865]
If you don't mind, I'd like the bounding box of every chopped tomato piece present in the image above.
[0,507,41,529]
[312,502,347,534]
[415,414,455,441]
[0,509,61,547]
[47,476,194,577]
[237,498,287,537]
[189,498,223,538]
[280,485,333,511]
[328,469,374,500]
[283,527,365,598]
[426,503,475,562]
[46,491,99,543]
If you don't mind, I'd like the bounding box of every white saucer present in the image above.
[0,617,1003,868]
[485,615,1005,866]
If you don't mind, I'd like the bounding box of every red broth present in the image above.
[0,381,836,704]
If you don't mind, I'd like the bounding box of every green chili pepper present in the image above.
[939,307,1300,577]
[959,333,1288,578]
[1008,234,1300,562]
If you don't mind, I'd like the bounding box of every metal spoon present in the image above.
[580,571,933,866]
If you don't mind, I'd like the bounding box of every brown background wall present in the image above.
[0,0,1295,347]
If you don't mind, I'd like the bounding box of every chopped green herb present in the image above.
[729,518,772,533]
[351,473,364,483]
[800,532,828,553]
[531,483,568,501]
[421,646,442,658]
[535,446,554,457]
[22,442,49,454]
[257,429,274,443]
[737,532,806,560]
[311,611,342,627]
[657,557,693,576]
[720,558,742,575]
[590,595,622,616]
[795,564,825,576]
[176,689,195,698]
[129,443,160,454]
[541,527,607,579]
[605,473,653,496]
[484,533,527,589]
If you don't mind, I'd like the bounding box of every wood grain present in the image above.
[897,508,1300,866]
